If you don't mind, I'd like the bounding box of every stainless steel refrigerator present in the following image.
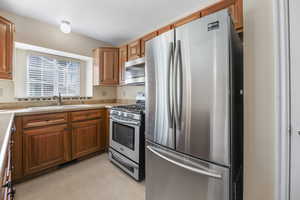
[145,9,243,200]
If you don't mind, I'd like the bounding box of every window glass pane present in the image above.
[27,54,80,97]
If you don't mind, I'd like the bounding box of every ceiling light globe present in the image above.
[60,21,71,34]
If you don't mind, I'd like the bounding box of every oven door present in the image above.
[109,116,140,163]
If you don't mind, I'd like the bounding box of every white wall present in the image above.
[0,9,111,57]
[244,0,277,199]
[0,10,117,102]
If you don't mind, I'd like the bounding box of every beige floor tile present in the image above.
[15,154,145,200]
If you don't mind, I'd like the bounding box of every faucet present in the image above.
[53,93,62,106]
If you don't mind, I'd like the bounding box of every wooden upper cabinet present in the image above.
[174,12,201,28]
[128,40,141,60]
[141,31,157,56]
[201,0,233,17]
[118,45,128,84]
[157,25,173,35]
[23,124,70,175]
[0,16,14,80]
[93,47,119,85]
[229,0,243,31]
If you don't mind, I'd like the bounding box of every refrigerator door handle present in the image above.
[147,145,223,179]
[174,40,183,129]
[177,40,183,125]
[167,42,174,128]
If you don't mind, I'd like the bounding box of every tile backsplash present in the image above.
[0,79,144,104]
[116,85,145,100]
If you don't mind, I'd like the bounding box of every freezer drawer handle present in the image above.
[147,145,222,179]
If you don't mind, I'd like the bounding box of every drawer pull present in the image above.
[11,126,16,134]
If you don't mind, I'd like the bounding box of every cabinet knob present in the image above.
[11,126,16,134]
[2,181,12,188]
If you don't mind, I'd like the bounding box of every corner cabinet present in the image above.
[118,45,128,85]
[0,16,14,80]
[93,47,119,86]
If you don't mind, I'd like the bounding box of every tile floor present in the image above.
[15,154,145,200]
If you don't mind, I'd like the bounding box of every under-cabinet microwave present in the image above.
[124,57,145,85]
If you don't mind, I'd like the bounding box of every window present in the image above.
[27,54,81,97]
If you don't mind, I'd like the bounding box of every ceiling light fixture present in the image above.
[60,20,71,34]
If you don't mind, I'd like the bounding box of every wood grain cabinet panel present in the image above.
[0,16,14,80]
[22,113,68,129]
[12,117,23,181]
[70,109,104,122]
[93,48,119,85]
[141,31,157,56]
[23,124,70,176]
[128,40,141,60]
[157,25,173,35]
[229,0,243,31]
[201,0,233,17]
[71,119,104,159]
[118,45,128,85]
[173,12,201,28]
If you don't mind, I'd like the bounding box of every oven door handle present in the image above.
[110,117,140,126]
[110,150,138,169]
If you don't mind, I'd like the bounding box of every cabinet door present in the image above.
[93,48,100,85]
[93,48,119,85]
[72,119,104,159]
[128,40,141,60]
[101,48,119,85]
[0,16,14,80]
[141,32,157,57]
[23,124,70,175]
[119,45,128,85]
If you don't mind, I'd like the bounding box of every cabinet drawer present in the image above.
[22,113,68,129]
[71,109,104,122]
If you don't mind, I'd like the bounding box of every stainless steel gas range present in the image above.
[108,100,145,181]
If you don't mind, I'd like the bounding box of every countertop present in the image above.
[0,112,14,182]
[0,102,127,181]
[0,103,126,116]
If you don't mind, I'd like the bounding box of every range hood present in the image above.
[125,57,145,68]
[124,57,145,85]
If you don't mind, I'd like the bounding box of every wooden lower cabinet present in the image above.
[12,109,107,181]
[71,119,104,159]
[22,124,71,176]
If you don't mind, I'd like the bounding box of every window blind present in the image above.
[27,54,80,97]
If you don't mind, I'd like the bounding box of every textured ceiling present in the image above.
[0,0,217,45]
